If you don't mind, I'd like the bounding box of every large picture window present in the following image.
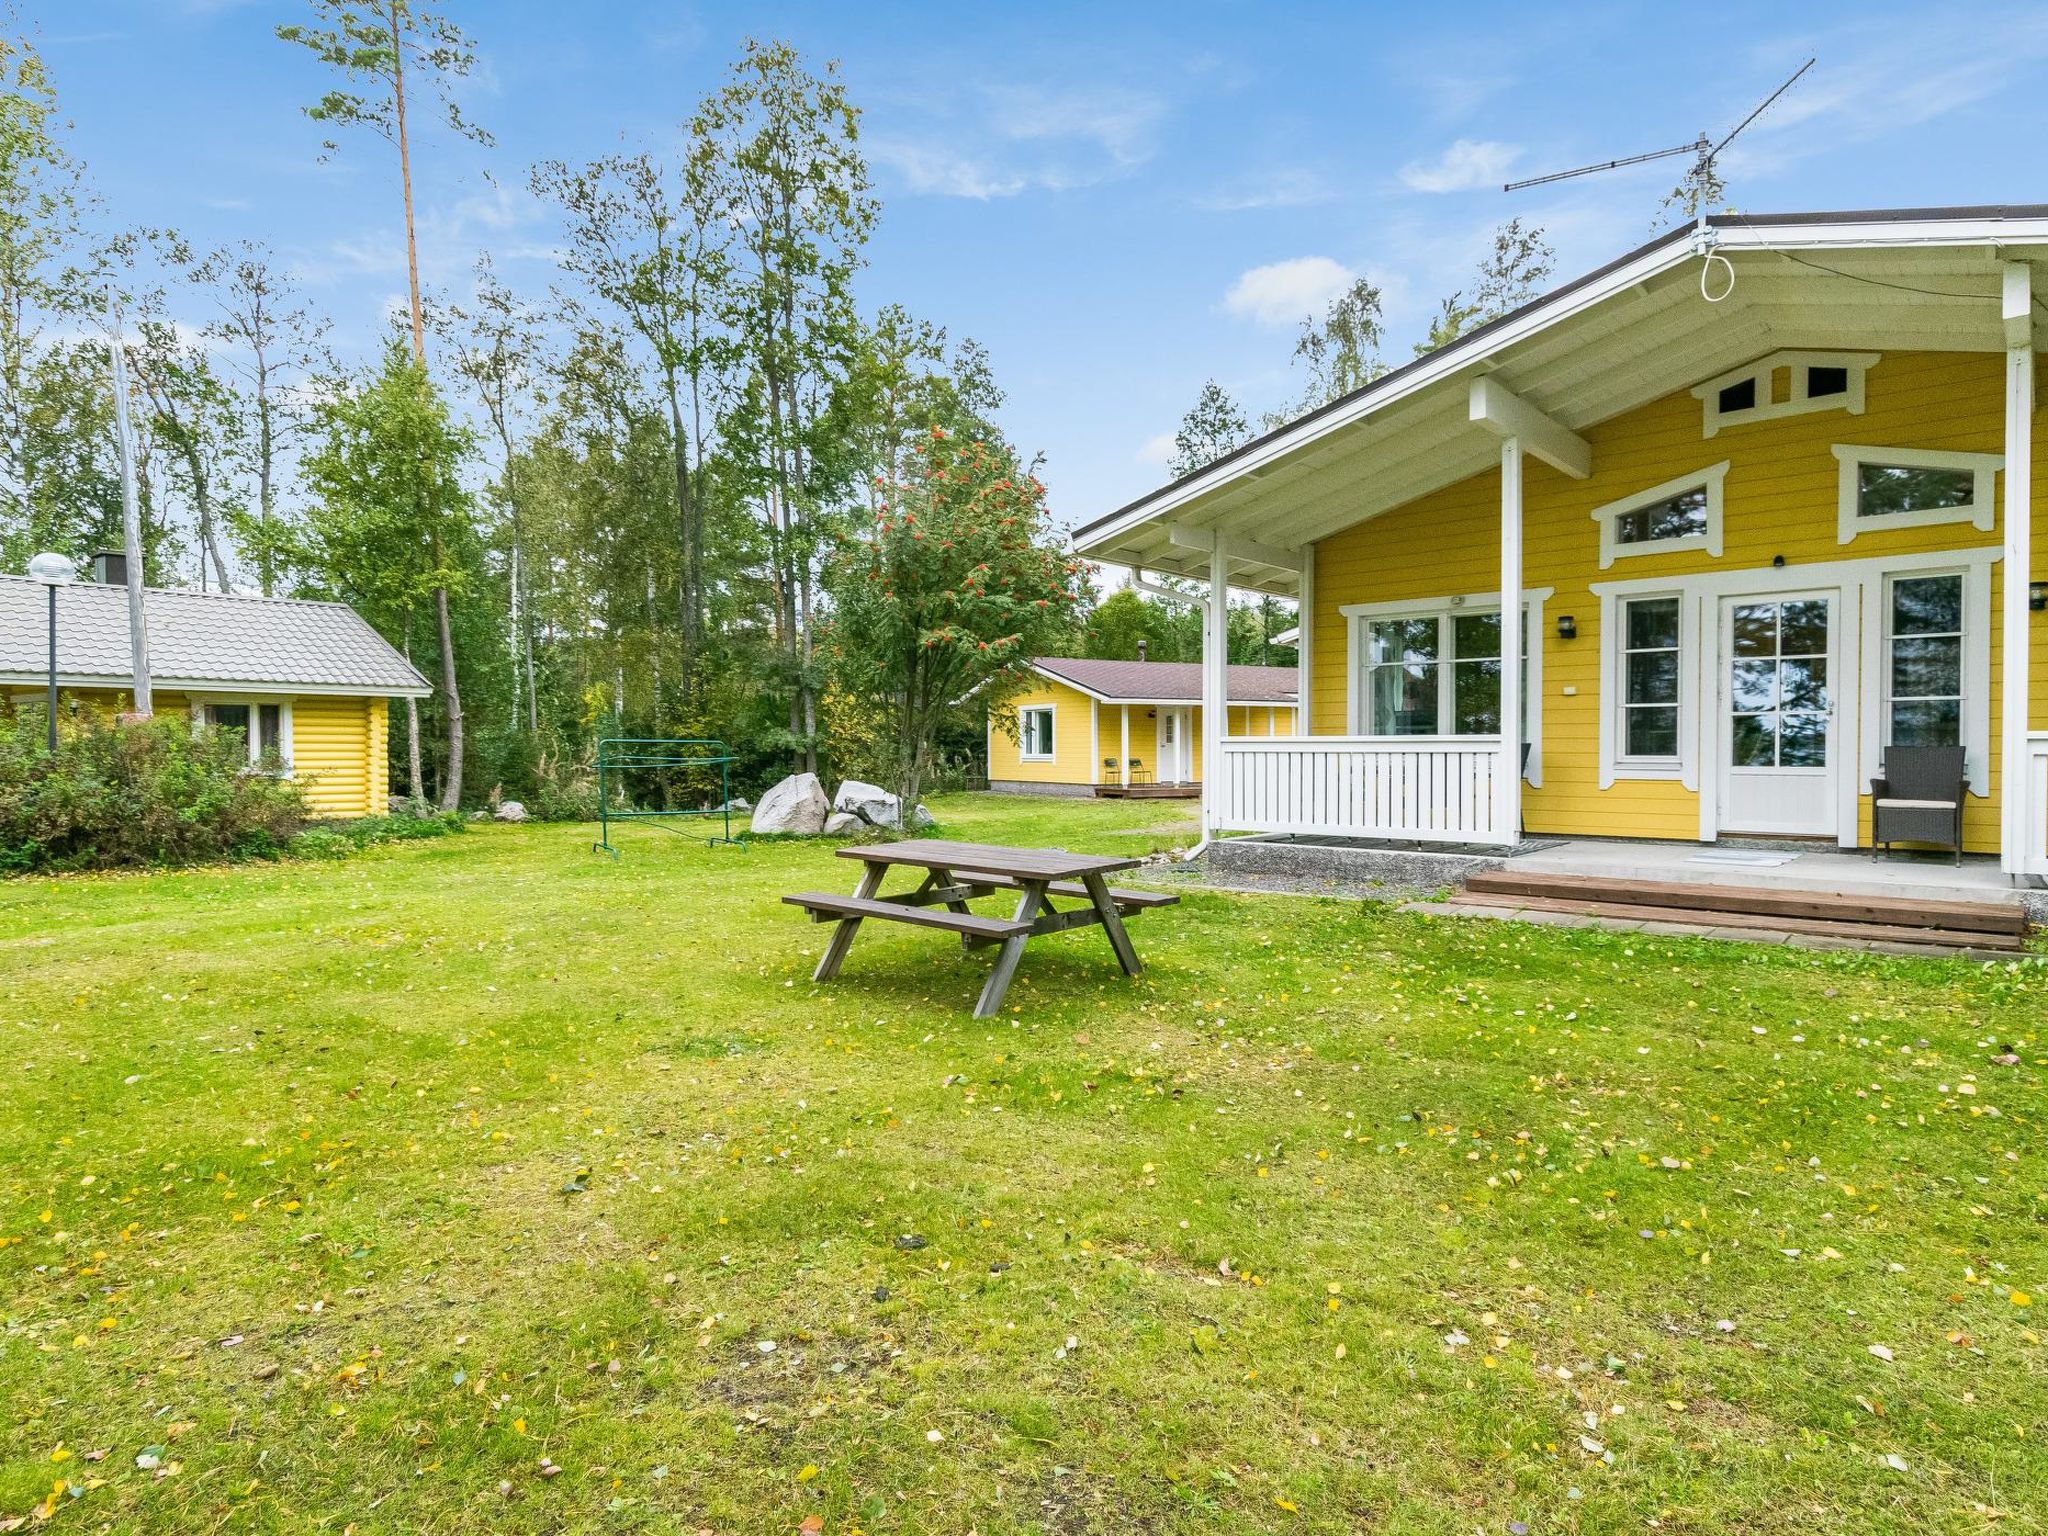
[1362,608,1524,737]
[1018,704,1056,759]
[1885,573,1964,747]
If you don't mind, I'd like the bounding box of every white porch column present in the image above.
[1295,540,1315,735]
[1203,536,1230,834]
[1119,705,1130,787]
[2000,262,2035,875]
[1499,437,1525,845]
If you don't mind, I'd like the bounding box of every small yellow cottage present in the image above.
[2,563,429,817]
[988,656,1297,795]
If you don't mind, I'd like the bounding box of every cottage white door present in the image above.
[1160,708,1192,784]
[1716,591,1841,836]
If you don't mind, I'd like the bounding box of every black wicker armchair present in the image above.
[1869,745,1968,864]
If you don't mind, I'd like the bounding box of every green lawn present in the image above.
[1,793,2044,1535]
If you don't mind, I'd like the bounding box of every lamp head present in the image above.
[27,552,77,585]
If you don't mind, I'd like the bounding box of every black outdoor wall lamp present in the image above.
[1556,615,1578,641]
[2031,581,2047,613]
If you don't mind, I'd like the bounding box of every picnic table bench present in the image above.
[783,839,1179,1017]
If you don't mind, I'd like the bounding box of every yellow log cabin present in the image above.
[3,557,430,817]
[1076,207,2048,886]
[988,657,1297,796]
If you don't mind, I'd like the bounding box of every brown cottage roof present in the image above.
[1032,656,1297,704]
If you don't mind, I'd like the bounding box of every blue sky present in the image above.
[36,1,2048,532]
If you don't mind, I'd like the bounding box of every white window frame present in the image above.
[1878,567,1974,762]
[1692,350,1879,438]
[1590,461,1729,570]
[1340,587,1550,786]
[1017,704,1056,761]
[1592,547,1996,835]
[191,695,295,774]
[1611,591,1690,778]
[1832,443,2001,544]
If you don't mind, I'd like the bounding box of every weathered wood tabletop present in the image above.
[784,839,1175,1017]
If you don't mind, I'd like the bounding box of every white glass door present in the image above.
[1716,591,1839,835]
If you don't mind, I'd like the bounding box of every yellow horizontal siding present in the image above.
[1310,349,2039,852]
[292,695,376,818]
[989,678,1098,784]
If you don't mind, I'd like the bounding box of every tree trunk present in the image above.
[402,631,423,798]
[435,582,463,810]
[390,2,427,367]
[662,376,696,702]
[254,341,275,595]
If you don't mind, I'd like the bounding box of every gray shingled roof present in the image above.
[1032,656,1298,704]
[0,577,431,696]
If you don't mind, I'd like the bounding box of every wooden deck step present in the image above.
[1464,871,2028,938]
[782,892,1031,940]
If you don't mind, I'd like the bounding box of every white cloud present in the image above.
[1398,138,1521,194]
[1194,167,1336,213]
[868,140,1030,201]
[871,79,1165,199]
[1224,256,1356,328]
[1135,431,1176,468]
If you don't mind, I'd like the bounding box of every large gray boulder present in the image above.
[823,811,862,837]
[494,800,528,823]
[833,779,902,829]
[751,772,829,835]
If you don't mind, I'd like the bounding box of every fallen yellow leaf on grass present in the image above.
[797,1464,818,1483]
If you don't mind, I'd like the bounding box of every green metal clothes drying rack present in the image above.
[591,737,747,857]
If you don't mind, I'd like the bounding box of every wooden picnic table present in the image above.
[783,838,1179,1018]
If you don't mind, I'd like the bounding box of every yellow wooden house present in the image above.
[987,656,1297,795]
[2,564,429,817]
[1076,206,2048,883]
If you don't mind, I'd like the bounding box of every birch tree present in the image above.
[277,0,491,806]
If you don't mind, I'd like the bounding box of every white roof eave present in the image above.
[1073,212,2048,567]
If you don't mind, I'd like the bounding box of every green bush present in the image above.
[292,810,465,859]
[0,711,308,873]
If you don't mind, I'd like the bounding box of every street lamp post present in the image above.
[26,552,77,757]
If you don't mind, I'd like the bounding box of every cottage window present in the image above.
[1832,444,1999,543]
[1364,609,1525,737]
[1620,597,1682,761]
[1590,462,1728,569]
[199,699,292,769]
[1885,573,1964,748]
[1018,704,1056,759]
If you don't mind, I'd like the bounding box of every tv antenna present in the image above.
[1505,58,1814,259]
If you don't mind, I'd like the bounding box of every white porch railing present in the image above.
[1214,735,1509,843]
[2023,732,2048,877]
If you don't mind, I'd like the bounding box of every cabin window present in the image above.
[1590,462,1727,569]
[1018,705,1056,759]
[1693,351,1877,437]
[1806,365,1848,398]
[1620,597,1682,761]
[1363,609,1526,737]
[1832,444,1999,543]
[199,699,291,769]
[1885,573,1964,748]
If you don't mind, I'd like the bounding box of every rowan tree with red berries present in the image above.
[822,425,1084,813]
